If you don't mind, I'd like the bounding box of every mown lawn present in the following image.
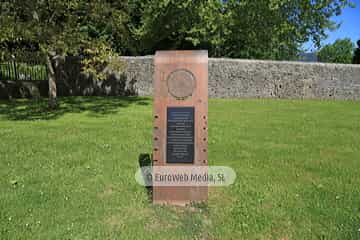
[0,97,359,240]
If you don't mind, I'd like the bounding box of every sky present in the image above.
[303,0,360,51]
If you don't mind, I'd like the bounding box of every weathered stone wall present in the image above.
[0,80,48,99]
[121,56,154,96]
[1,56,360,100]
[209,58,360,100]
[121,56,360,100]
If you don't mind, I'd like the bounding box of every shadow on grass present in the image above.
[138,153,153,202]
[0,96,150,121]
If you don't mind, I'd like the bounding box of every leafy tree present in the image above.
[128,0,353,59]
[127,0,204,55]
[0,0,128,108]
[353,40,360,64]
[318,38,355,64]
[0,0,355,104]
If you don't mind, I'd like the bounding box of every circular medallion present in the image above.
[167,69,196,99]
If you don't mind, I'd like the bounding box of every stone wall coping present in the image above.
[120,55,360,68]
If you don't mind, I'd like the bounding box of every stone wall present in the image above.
[121,56,360,100]
[1,56,360,100]
[0,80,48,99]
[209,58,360,100]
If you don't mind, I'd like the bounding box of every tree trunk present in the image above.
[45,54,58,109]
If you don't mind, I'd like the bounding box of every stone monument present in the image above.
[153,50,208,205]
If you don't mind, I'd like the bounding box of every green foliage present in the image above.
[127,0,204,54]
[353,40,360,64]
[129,0,353,59]
[0,0,354,61]
[0,62,47,81]
[0,0,128,77]
[318,38,355,64]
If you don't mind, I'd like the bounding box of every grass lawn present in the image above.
[0,97,360,239]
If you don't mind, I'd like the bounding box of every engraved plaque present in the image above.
[167,107,195,163]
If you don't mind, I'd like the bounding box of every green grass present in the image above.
[0,97,360,239]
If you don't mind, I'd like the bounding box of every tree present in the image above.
[353,40,360,64]
[318,38,355,64]
[128,0,353,60]
[127,0,206,55]
[0,0,128,108]
[0,0,355,101]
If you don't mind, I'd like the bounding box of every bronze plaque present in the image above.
[167,70,196,99]
[153,50,208,206]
